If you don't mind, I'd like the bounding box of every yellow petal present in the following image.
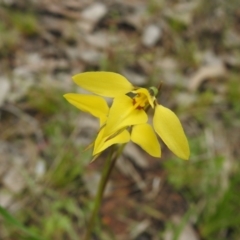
[64,93,109,126]
[131,124,161,157]
[104,95,148,136]
[93,128,130,155]
[72,72,133,97]
[153,105,190,160]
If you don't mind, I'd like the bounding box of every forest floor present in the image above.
[0,0,240,239]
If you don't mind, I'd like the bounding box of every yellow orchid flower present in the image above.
[64,72,190,160]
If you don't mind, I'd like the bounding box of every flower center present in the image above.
[132,93,148,110]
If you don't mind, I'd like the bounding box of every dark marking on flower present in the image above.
[132,98,144,110]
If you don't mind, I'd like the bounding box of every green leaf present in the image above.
[0,205,46,240]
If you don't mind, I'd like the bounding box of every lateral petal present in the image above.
[64,93,109,126]
[93,128,130,155]
[131,124,161,157]
[153,105,190,160]
[72,72,133,97]
[104,95,148,136]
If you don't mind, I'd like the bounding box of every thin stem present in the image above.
[157,81,163,94]
[84,144,126,240]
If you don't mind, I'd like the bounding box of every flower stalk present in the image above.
[84,144,126,240]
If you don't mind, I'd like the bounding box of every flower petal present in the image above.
[72,72,133,97]
[153,105,190,160]
[64,93,109,126]
[104,95,148,136]
[131,124,161,157]
[93,128,130,155]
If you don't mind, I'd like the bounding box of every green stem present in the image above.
[84,144,125,240]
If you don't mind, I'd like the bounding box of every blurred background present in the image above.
[0,0,240,239]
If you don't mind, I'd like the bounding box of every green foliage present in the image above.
[0,8,39,57]
[147,0,163,15]
[167,17,187,32]
[174,39,199,68]
[165,137,224,199]
[26,86,71,116]
[9,10,39,37]
[0,21,20,57]
[26,86,91,187]
[0,83,92,239]
[225,74,240,123]
[0,205,44,240]
[40,198,84,240]
[164,132,240,239]
[200,175,240,239]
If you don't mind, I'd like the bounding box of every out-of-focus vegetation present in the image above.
[0,0,240,239]
[0,9,39,57]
